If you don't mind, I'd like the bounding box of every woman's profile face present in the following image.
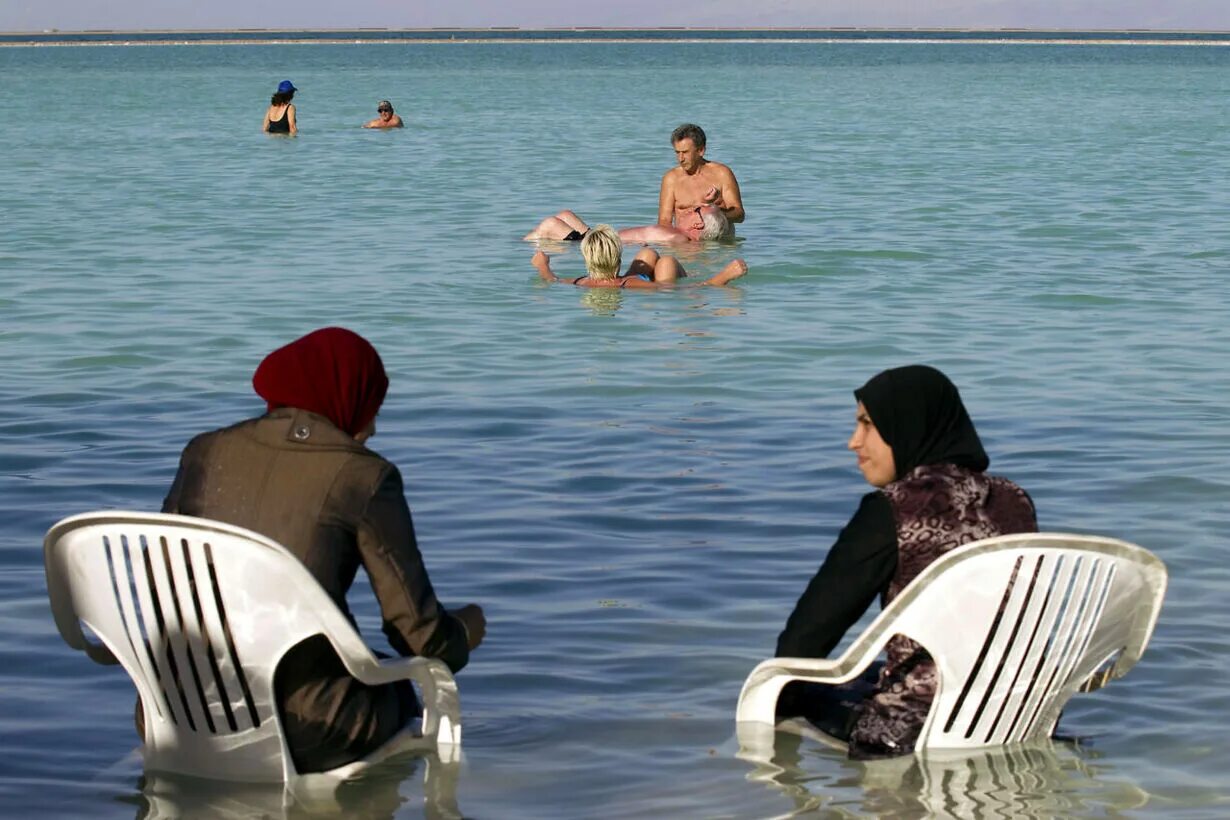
[848,401,896,487]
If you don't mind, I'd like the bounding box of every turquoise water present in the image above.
[2,39,1229,818]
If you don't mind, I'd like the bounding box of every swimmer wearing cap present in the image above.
[363,100,404,129]
[263,80,298,135]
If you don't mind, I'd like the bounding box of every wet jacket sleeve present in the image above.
[161,436,202,513]
[356,466,471,673]
[775,491,898,659]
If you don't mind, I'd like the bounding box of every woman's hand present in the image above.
[454,603,487,650]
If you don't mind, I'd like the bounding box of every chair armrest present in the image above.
[736,619,897,727]
[308,606,462,755]
[343,654,441,686]
[736,655,868,725]
[347,655,461,754]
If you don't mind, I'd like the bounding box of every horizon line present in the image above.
[5,25,1230,36]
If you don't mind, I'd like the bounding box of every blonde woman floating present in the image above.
[532,225,747,289]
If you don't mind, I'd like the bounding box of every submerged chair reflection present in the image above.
[135,751,462,820]
[44,511,462,793]
[737,533,1166,754]
[740,734,1150,819]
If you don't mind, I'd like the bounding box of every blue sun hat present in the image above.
[277,80,297,93]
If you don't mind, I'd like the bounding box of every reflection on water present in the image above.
[579,288,625,316]
[739,727,1151,818]
[127,752,461,820]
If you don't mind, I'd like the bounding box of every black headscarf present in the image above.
[854,365,989,480]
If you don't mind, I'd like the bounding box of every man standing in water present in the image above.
[363,100,404,129]
[657,123,745,231]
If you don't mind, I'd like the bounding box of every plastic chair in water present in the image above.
[736,533,1166,754]
[44,511,462,787]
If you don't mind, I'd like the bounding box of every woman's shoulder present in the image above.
[336,441,398,484]
[182,415,263,449]
[845,489,896,532]
[983,473,1038,524]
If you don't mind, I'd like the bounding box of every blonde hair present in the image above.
[581,225,622,279]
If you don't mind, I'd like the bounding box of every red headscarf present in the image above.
[252,327,388,437]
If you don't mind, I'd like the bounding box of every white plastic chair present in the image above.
[736,533,1166,753]
[44,511,462,786]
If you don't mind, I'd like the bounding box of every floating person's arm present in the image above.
[700,258,748,286]
[532,250,561,282]
[618,224,689,244]
[286,104,297,136]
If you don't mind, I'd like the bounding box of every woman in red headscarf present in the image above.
[160,327,486,773]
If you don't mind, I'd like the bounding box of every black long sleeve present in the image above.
[775,491,899,658]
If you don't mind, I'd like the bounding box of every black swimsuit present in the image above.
[571,276,633,288]
[267,107,291,134]
[562,229,587,241]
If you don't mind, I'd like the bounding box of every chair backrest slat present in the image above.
[1010,553,1095,739]
[999,553,1072,742]
[981,554,1051,743]
[1021,556,1108,738]
[127,532,189,728]
[141,531,204,733]
[105,534,173,723]
[942,555,1024,735]
[155,533,218,734]
[177,535,238,733]
[203,539,262,730]
[1061,562,1117,689]
[960,554,1036,740]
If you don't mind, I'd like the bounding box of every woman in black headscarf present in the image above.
[775,365,1037,759]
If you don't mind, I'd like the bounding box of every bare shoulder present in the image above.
[706,160,738,180]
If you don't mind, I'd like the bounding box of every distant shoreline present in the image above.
[2,26,1228,47]
[5,26,1230,34]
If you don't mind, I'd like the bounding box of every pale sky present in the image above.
[3,1,1229,34]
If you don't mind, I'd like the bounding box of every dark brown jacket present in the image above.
[162,407,470,772]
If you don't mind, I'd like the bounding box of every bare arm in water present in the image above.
[533,250,747,289]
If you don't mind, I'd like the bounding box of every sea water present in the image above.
[1,35,1228,818]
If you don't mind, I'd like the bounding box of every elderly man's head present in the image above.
[677,204,732,241]
[697,205,732,240]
